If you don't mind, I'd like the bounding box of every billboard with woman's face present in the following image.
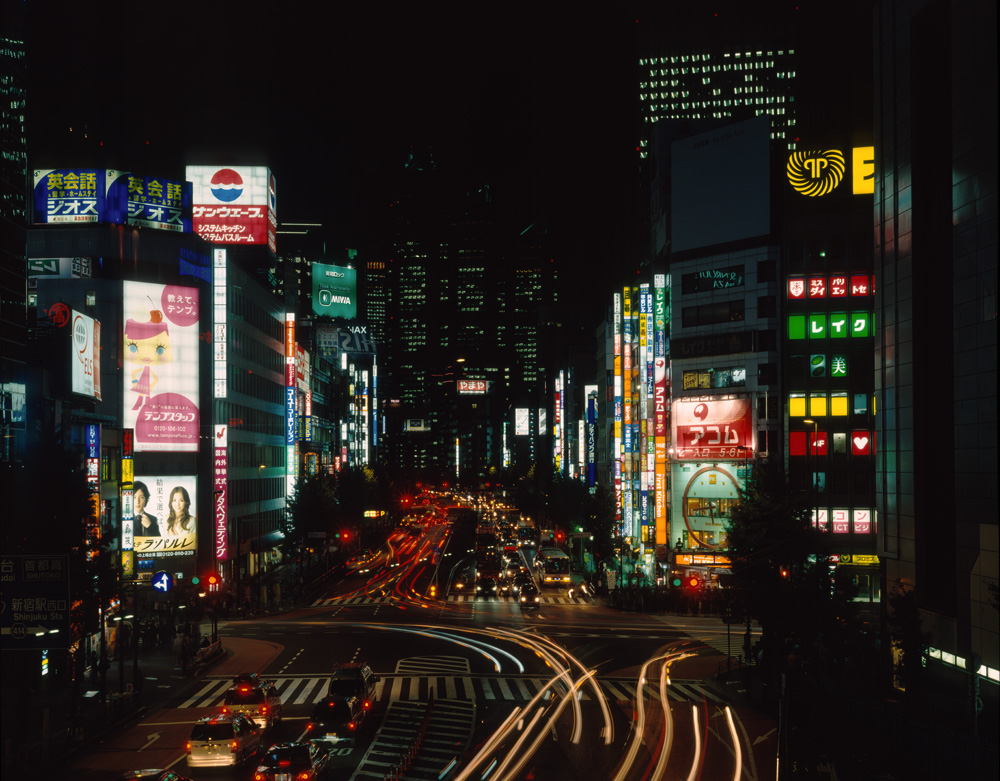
[133,475,197,559]
[123,281,200,452]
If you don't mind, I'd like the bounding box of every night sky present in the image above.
[23,3,869,329]
[26,6,637,256]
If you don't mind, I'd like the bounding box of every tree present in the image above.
[287,473,339,542]
[725,461,839,675]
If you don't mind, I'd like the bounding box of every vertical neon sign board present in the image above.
[214,424,228,561]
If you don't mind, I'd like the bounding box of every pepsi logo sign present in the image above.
[210,168,244,202]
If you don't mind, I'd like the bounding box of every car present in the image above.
[512,574,533,595]
[307,695,368,745]
[475,575,498,599]
[221,679,283,730]
[328,662,380,709]
[185,713,262,768]
[497,578,512,597]
[253,742,331,781]
[122,771,194,781]
[452,573,471,592]
[519,582,541,611]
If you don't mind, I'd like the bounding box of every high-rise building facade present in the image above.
[873,0,999,688]
[0,16,28,464]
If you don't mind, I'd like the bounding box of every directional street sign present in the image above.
[152,571,174,593]
[0,555,71,651]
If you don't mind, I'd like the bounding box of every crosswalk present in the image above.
[309,594,592,607]
[447,594,591,604]
[180,674,721,709]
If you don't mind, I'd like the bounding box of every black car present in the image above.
[253,742,330,780]
[307,695,368,746]
[512,574,533,595]
[519,582,541,611]
[327,662,380,709]
[475,575,498,599]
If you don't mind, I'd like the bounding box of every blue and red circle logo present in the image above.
[210,168,244,202]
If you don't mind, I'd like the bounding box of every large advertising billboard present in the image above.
[32,169,129,224]
[672,398,753,460]
[123,281,200,452]
[126,174,192,232]
[186,166,277,252]
[132,475,197,558]
[71,310,102,401]
[312,263,357,319]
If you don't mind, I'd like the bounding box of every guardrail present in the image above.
[383,696,435,780]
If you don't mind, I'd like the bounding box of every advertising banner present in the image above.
[672,398,753,460]
[187,165,277,251]
[123,281,200,452]
[312,263,357,319]
[126,174,192,232]
[32,169,128,224]
[214,425,228,560]
[71,310,102,401]
[133,475,197,558]
[515,408,530,436]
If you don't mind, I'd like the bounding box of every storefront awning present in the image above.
[250,531,285,553]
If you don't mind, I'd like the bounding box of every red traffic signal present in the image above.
[780,566,790,579]
[685,575,700,589]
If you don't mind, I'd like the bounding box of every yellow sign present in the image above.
[121,550,134,577]
[839,554,879,566]
[787,150,845,196]
[122,459,134,484]
[852,146,875,194]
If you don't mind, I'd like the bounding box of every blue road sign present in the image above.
[152,571,174,593]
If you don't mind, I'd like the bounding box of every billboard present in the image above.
[672,398,753,460]
[186,165,277,252]
[123,281,200,452]
[458,379,492,395]
[312,263,357,319]
[515,408,530,436]
[32,169,129,224]
[132,475,197,558]
[71,310,102,401]
[126,174,192,232]
[670,116,770,253]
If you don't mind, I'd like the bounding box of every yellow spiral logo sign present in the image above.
[787,150,846,196]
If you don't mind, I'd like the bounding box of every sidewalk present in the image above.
[3,602,295,778]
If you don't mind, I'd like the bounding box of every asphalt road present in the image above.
[59,516,775,781]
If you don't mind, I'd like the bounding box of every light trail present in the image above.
[724,706,743,781]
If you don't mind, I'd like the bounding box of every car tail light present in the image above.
[220,706,229,714]
[260,705,268,714]
[307,722,314,730]
[348,721,357,730]
[363,700,371,709]
[296,772,313,780]
[278,760,292,767]
[185,742,192,753]
[230,740,239,752]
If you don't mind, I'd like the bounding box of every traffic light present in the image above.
[206,573,220,590]
[555,531,565,544]
[780,566,790,579]
[670,572,683,588]
[685,575,701,590]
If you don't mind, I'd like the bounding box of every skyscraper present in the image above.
[873,0,999,690]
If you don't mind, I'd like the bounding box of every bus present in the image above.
[534,547,571,588]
